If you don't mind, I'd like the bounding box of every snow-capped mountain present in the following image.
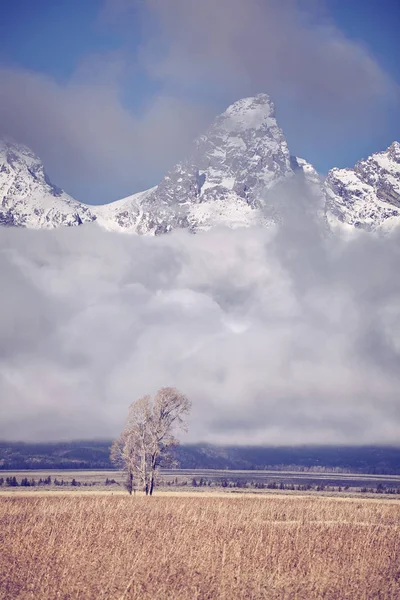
[96,94,310,233]
[0,95,398,235]
[325,141,400,231]
[0,139,96,228]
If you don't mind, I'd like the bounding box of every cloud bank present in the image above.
[1,183,400,444]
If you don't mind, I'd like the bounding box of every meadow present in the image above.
[1,493,399,599]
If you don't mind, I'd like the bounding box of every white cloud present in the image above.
[1,186,399,444]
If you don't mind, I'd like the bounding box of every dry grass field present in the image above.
[1,494,399,599]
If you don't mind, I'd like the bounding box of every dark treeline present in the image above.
[1,441,400,474]
[2,474,400,495]
[0,476,96,488]
[186,477,400,495]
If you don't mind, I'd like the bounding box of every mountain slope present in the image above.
[0,140,96,228]
[325,141,400,231]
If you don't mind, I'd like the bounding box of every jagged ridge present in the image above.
[0,97,399,234]
[325,141,400,232]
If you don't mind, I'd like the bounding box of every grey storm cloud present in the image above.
[1,181,400,444]
[0,66,211,203]
[136,0,394,108]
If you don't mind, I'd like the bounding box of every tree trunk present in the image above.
[149,455,156,496]
[126,472,133,495]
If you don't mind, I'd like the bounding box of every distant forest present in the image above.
[1,441,400,474]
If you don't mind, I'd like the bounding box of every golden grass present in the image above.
[1,494,399,599]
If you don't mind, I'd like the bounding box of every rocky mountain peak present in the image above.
[95,94,298,234]
[0,138,96,228]
[191,93,291,204]
[325,141,400,231]
[213,93,276,133]
[104,94,296,234]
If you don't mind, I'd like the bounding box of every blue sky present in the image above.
[0,0,399,203]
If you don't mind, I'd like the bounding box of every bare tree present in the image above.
[111,387,191,495]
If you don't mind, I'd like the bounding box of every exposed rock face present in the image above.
[325,142,400,231]
[156,94,293,207]
[0,139,96,228]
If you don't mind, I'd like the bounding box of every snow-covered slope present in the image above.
[95,188,157,232]
[0,140,96,228]
[325,142,400,231]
